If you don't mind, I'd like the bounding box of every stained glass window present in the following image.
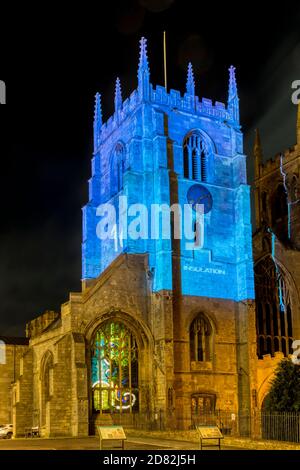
[91,321,138,413]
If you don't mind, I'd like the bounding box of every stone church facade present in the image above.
[253,108,300,410]
[0,39,299,438]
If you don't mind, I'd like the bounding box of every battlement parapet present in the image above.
[258,145,299,179]
[99,84,231,142]
[26,310,60,339]
[150,84,230,121]
[93,37,239,149]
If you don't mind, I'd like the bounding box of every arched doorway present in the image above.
[91,320,139,416]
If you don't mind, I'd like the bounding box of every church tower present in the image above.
[7,40,299,438]
[82,37,256,430]
[82,40,254,303]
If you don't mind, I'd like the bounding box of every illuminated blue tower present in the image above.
[82,38,254,303]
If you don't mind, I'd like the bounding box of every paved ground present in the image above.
[0,436,241,450]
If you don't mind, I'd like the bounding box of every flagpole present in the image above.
[163,31,167,91]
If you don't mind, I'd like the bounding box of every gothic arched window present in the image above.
[111,143,126,197]
[254,256,293,358]
[290,175,298,203]
[41,351,54,426]
[190,315,212,362]
[262,236,271,253]
[261,191,267,213]
[183,133,208,182]
[91,321,138,414]
[271,184,288,239]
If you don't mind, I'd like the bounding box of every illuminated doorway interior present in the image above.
[91,321,138,413]
[191,393,216,416]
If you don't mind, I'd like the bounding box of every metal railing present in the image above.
[111,410,166,431]
[192,410,300,442]
[100,410,300,443]
[260,412,300,443]
[191,410,251,437]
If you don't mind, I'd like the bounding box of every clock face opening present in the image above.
[187,184,213,214]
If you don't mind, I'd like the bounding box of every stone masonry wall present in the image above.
[12,348,33,437]
[0,343,28,425]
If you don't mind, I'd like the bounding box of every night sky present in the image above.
[0,1,299,336]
